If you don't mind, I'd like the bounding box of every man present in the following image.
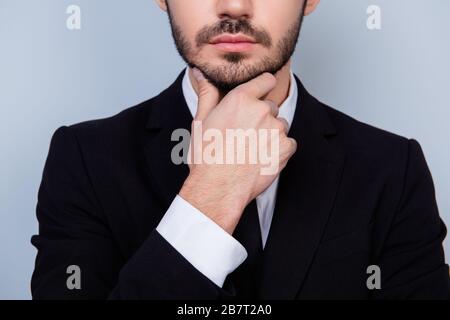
[31,0,449,299]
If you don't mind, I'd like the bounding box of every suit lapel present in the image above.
[258,76,346,299]
[143,69,193,207]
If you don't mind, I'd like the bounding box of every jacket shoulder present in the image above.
[68,99,155,138]
[319,102,423,182]
[322,103,412,152]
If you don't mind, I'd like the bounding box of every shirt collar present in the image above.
[182,67,298,129]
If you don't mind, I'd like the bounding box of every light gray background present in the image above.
[0,0,448,299]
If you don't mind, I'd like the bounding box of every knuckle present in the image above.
[280,119,289,131]
[197,86,210,99]
[274,120,285,132]
[259,102,272,116]
[288,138,298,151]
[230,89,247,104]
[281,137,295,151]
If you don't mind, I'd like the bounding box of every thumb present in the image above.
[192,68,220,121]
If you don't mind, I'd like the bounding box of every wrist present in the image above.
[179,174,246,234]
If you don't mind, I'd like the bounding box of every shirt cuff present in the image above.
[156,195,248,288]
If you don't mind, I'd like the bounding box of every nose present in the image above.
[216,0,253,20]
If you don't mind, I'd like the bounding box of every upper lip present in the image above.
[210,34,256,44]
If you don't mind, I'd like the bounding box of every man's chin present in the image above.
[193,65,268,91]
[203,77,246,92]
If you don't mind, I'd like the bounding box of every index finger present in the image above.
[234,72,277,99]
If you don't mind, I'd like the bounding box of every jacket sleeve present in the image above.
[372,139,449,299]
[31,126,229,300]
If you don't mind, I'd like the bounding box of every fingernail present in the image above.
[192,67,205,81]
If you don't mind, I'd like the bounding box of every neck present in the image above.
[188,60,292,107]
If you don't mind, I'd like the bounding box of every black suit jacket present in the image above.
[31,70,449,299]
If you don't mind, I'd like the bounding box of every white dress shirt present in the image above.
[157,68,298,287]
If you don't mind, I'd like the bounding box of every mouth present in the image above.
[209,34,257,53]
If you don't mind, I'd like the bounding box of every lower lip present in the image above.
[212,42,256,52]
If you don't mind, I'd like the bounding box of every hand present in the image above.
[179,69,297,234]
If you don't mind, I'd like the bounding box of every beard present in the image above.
[166,5,306,92]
